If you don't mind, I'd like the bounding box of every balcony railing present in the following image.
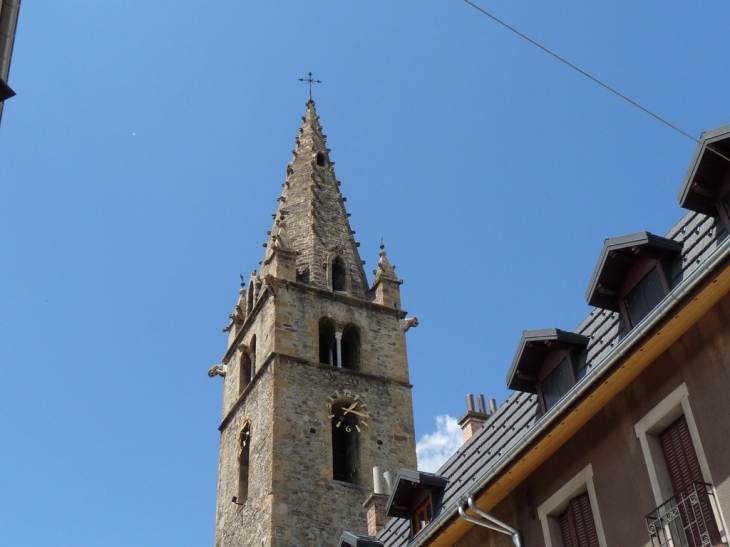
[645,482,723,547]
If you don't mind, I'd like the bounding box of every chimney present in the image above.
[489,397,498,414]
[457,393,490,443]
[364,466,391,536]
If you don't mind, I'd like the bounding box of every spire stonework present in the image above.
[259,100,370,296]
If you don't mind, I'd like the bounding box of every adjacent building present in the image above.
[360,125,730,547]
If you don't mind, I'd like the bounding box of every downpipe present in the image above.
[457,495,522,547]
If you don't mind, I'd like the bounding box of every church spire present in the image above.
[260,100,369,296]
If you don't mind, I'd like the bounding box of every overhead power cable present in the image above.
[462,0,730,164]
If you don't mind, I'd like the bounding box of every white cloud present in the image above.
[416,415,462,472]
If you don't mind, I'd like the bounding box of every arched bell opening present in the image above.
[319,318,338,367]
[340,324,360,371]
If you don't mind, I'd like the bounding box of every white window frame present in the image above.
[634,383,712,505]
[537,464,608,547]
[634,382,727,542]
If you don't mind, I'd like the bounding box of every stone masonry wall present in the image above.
[215,360,275,547]
[270,354,417,547]
[221,295,277,419]
[273,281,412,384]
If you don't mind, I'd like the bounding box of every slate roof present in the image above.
[376,162,728,546]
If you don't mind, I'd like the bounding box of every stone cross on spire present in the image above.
[298,72,322,100]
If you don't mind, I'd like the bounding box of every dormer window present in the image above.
[586,232,681,331]
[623,267,665,327]
[412,496,434,535]
[540,356,573,411]
[506,329,589,413]
[678,123,730,232]
[316,152,327,167]
[385,469,447,538]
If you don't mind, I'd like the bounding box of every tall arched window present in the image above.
[332,257,347,292]
[237,422,251,504]
[319,318,337,367]
[341,325,360,371]
[250,336,257,376]
[239,352,252,394]
[247,282,254,313]
[331,403,359,483]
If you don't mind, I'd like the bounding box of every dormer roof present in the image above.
[506,328,589,393]
[337,531,384,547]
[385,469,448,519]
[585,232,682,312]
[678,124,730,216]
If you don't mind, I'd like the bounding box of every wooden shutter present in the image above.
[559,492,600,547]
[659,415,703,493]
[659,415,722,546]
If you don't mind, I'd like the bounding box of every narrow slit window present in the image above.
[331,403,359,483]
[237,423,251,505]
[250,336,257,376]
[332,257,346,292]
[239,352,252,394]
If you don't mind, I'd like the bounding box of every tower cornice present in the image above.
[218,351,413,432]
[222,276,409,364]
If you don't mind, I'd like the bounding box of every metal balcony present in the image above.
[645,482,723,547]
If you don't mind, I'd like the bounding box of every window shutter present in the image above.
[659,415,703,493]
[559,492,599,547]
[571,493,600,547]
[560,508,579,547]
[659,416,721,546]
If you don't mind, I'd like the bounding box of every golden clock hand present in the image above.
[341,405,369,418]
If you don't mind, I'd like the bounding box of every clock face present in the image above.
[326,390,370,434]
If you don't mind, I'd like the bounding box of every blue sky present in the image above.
[3,2,730,545]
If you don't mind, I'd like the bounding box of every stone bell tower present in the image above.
[210,100,418,547]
